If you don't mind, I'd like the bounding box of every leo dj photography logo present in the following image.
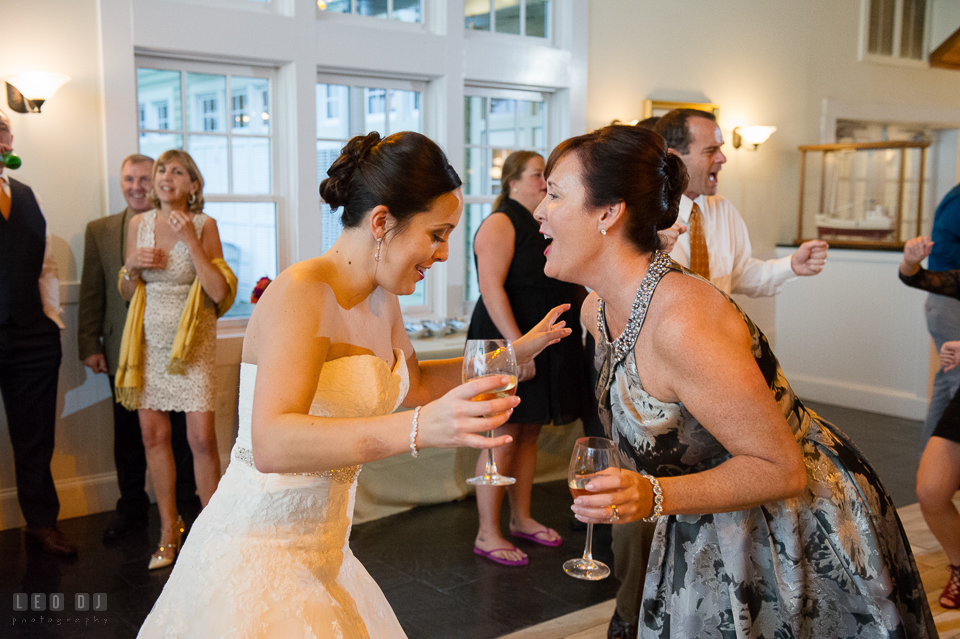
[11,593,110,629]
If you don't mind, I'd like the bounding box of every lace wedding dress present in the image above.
[138,349,410,638]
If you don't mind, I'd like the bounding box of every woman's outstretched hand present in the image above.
[941,341,960,373]
[901,236,934,277]
[416,374,520,450]
[512,304,573,366]
[569,468,654,525]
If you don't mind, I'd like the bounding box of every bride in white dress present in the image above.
[137,131,571,638]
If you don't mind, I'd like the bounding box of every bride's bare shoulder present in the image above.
[242,260,340,362]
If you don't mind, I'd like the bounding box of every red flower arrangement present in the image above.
[250,277,272,303]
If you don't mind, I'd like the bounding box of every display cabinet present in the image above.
[796,140,930,248]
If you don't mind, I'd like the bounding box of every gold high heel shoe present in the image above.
[148,517,184,570]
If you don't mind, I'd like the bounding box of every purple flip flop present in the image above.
[473,546,529,566]
[510,528,563,547]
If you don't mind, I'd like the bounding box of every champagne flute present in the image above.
[462,339,519,486]
[564,437,618,580]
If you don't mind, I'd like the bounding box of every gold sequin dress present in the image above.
[138,350,410,639]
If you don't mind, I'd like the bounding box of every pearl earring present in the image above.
[599,227,607,236]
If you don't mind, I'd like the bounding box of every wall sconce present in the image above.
[5,72,71,113]
[732,126,777,150]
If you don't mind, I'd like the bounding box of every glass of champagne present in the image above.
[564,436,618,580]
[462,339,519,486]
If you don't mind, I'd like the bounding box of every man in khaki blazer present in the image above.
[78,154,197,542]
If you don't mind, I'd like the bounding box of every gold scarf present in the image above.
[114,258,237,410]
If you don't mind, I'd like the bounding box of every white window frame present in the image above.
[136,56,281,330]
[462,85,552,307]
[315,72,441,318]
[464,0,552,41]
[858,0,932,68]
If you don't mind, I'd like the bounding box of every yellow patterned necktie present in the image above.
[688,202,710,280]
[0,177,10,221]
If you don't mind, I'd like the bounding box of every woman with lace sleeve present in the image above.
[900,234,960,609]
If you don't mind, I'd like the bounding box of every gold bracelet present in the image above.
[641,473,664,522]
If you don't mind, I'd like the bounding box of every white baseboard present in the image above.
[0,454,232,531]
[0,472,121,531]
[787,373,928,421]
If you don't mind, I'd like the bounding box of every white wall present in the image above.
[0,0,117,529]
[587,1,960,418]
[0,0,589,528]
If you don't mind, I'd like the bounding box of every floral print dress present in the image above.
[595,251,935,639]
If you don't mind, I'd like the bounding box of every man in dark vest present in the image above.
[0,108,76,556]
[78,154,199,542]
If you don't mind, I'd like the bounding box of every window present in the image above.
[136,60,279,320]
[463,88,549,301]
[154,101,170,130]
[861,0,927,61]
[201,94,219,132]
[318,0,422,23]
[232,92,247,129]
[465,0,549,38]
[316,75,425,307]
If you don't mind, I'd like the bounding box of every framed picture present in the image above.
[642,100,720,120]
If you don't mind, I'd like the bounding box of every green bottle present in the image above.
[0,152,21,170]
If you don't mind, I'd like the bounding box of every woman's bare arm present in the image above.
[572,275,806,523]
[474,213,522,340]
[250,270,519,474]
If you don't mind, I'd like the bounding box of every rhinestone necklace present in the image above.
[597,251,672,368]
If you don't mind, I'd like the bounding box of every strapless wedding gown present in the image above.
[138,349,410,639]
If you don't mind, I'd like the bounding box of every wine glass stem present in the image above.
[486,436,499,475]
[582,523,595,561]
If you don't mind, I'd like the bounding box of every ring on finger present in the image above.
[610,504,620,522]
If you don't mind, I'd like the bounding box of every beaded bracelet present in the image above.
[409,406,421,458]
[641,474,664,522]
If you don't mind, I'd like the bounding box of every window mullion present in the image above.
[180,71,188,152]
[520,0,526,36]
[388,0,394,20]
[385,88,392,135]
[892,0,904,58]
[489,0,496,33]
[226,74,234,194]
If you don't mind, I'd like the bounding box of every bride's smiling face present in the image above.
[378,188,463,296]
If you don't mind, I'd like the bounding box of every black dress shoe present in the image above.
[607,609,639,639]
[103,515,148,542]
[24,526,78,556]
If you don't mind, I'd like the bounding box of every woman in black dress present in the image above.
[901,235,960,609]
[468,151,587,565]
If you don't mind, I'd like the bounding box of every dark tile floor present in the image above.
[0,399,924,638]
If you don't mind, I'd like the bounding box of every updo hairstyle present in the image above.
[493,150,542,210]
[543,125,687,253]
[319,131,462,233]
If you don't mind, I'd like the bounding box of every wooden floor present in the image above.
[503,496,960,639]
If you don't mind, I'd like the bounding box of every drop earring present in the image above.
[375,236,383,262]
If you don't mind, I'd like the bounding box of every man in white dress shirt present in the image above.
[657,108,828,294]
[604,109,828,639]
[0,109,76,556]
